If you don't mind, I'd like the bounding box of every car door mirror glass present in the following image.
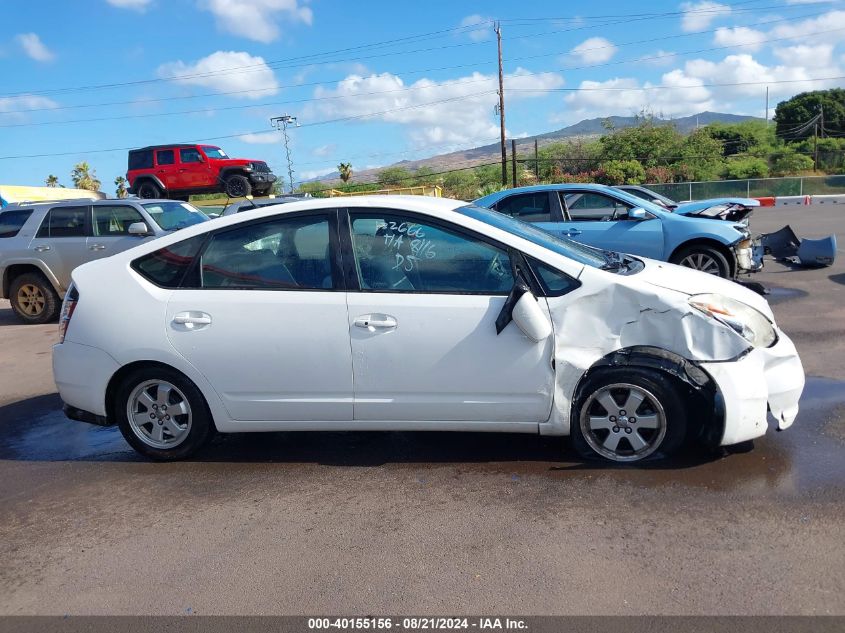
[629,207,647,220]
[128,222,150,236]
[512,291,552,342]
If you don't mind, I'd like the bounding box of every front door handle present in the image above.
[353,314,397,331]
[89,243,106,251]
[34,245,51,252]
[563,228,582,236]
[173,311,212,329]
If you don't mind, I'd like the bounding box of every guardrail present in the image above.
[648,175,845,202]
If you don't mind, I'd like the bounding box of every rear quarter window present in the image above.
[0,209,34,238]
[128,150,154,170]
[132,235,206,288]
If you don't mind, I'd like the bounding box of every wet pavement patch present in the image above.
[766,285,809,304]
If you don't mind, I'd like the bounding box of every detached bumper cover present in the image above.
[700,332,805,446]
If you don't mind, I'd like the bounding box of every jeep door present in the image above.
[154,149,180,191]
[28,205,92,291]
[177,147,214,190]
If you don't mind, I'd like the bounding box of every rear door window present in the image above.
[494,193,551,222]
[36,206,88,238]
[0,209,34,238]
[156,150,175,166]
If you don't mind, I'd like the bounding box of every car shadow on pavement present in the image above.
[829,272,845,286]
[0,392,723,470]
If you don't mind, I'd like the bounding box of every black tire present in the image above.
[571,367,687,463]
[224,174,252,198]
[137,180,163,199]
[670,244,731,278]
[113,366,215,461]
[9,272,60,324]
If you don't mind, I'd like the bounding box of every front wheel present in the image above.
[670,245,730,277]
[114,366,215,460]
[571,368,687,463]
[224,174,252,198]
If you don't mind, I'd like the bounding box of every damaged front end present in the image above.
[760,225,838,268]
[541,262,805,449]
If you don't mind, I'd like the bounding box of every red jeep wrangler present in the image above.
[127,144,278,200]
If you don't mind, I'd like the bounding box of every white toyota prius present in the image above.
[52,196,805,463]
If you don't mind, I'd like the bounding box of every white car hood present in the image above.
[632,258,774,319]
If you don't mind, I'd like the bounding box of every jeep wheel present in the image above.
[137,181,162,199]
[10,273,60,324]
[224,174,252,198]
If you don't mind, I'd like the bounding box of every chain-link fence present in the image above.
[646,175,845,201]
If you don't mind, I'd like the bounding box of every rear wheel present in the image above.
[137,181,163,199]
[671,245,730,277]
[224,174,252,198]
[114,366,215,461]
[571,368,687,463]
[10,273,59,324]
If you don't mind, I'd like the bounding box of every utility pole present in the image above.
[495,21,507,187]
[511,139,517,186]
[271,114,298,193]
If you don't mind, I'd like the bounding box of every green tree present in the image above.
[376,166,412,187]
[704,120,775,157]
[723,157,770,180]
[114,176,128,198]
[338,162,353,183]
[45,174,60,187]
[442,170,479,200]
[770,150,814,176]
[774,88,845,140]
[70,162,101,191]
[598,159,646,185]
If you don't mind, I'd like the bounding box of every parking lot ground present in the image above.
[0,205,843,615]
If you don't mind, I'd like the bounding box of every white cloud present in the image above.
[570,37,617,64]
[773,44,835,68]
[15,33,54,62]
[680,1,731,32]
[713,26,767,52]
[157,51,280,99]
[768,10,845,46]
[311,68,564,148]
[105,0,152,9]
[459,14,493,42]
[0,94,59,121]
[199,0,312,43]
[239,131,278,144]
[563,72,714,122]
[312,144,336,157]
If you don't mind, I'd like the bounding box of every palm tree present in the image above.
[338,162,353,184]
[45,174,60,187]
[70,162,101,192]
[114,176,128,198]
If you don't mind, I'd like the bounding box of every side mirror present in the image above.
[128,222,151,236]
[629,207,648,220]
[197,154,205,162]
[511,292,553,342]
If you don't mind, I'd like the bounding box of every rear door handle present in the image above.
[173,311,212,329]
[354,314,397,330]
[34,245,51,252]
[89,243,106,251]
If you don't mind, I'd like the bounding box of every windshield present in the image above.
[201,146,228,159]
[625,186,676,208]
[142,201,209,231]
[457,204,613,268]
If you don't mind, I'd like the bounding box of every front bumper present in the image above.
[700,331,805,446]
[248,173,277,186]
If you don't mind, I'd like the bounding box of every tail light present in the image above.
[58,285,79,343]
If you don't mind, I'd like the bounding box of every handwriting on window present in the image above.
[378,221,437,272]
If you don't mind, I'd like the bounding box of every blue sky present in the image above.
[1,0,843,190]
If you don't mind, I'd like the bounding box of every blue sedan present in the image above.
[474,184,761,278]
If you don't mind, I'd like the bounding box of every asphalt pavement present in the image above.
[0,204,843,615]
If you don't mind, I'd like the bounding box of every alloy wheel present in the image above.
[579,383,667,462]
[679,252,721,275]
[17,284,46,316]
[126,380,193,449]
